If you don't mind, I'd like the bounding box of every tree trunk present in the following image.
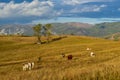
[37,35,41,44]
[47,35,51,43]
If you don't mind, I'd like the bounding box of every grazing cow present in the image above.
[86,48,91,51]
[31,62,35,68]
[28,62,32,70]
[61,53,65,58]
[37,57,41,62]
[67,55,73,60]
[90,52,95,57]
[23,62,35,71]
[23,64,29,71]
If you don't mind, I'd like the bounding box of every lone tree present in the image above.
[33,24,42,44]
[44,24,52,43]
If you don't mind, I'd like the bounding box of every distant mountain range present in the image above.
[0,24,34,36]
[0,22,120,38]
[87,22,120,37]
[51,22,93,35]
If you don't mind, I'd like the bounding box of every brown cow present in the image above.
[67,55,73,60]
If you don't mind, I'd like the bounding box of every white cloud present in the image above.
[63,0,113,5]
[118,8,120,11]
[0,0,60,19]
[0,0,116,24]
[63,0,80,6]
[70,4,107,13]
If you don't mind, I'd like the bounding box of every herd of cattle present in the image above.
[23,62,34,71]
[22,48,95,71]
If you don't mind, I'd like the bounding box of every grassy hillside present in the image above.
[104,32,120,41]
[46,22,93,35]
[52,22,93,35]
[0,36,120,80]
[87,22,120,37]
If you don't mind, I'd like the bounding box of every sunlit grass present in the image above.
[0,36,120,80]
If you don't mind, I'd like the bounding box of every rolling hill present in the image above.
[0,36,120,80]
[104,32,120,41]
[0,22,120,38]
[51,22,93,35]
[0,22,93,36]
[87,22,120,37]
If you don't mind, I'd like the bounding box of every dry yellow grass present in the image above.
[0,36,120,80]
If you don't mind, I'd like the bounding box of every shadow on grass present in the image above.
[34,36,67,44]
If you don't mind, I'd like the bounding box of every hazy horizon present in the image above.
[31,17,120,24]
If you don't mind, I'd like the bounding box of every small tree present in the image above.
[44,24,52,43]
[33,24,42,44]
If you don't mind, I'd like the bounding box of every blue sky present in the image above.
[0,0,120,24]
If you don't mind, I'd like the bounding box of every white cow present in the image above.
[23,64,29,71]
[90,52,95,57]
[23,62,35,71]
[28,62,32,70]
[86,48,91,51]
[31,62,35,68]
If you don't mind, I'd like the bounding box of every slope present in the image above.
[104,32,120,41]
[87,22,120,37]
[0,36,120,80]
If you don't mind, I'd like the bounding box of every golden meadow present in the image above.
[0,36,120,80]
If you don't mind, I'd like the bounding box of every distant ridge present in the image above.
[104,32,120,41]
[51,22,93,35]
[87,22,120,37]
[0,22,120,37]
[64,22,93,28]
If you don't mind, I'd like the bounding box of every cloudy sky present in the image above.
[0,0,120,24]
